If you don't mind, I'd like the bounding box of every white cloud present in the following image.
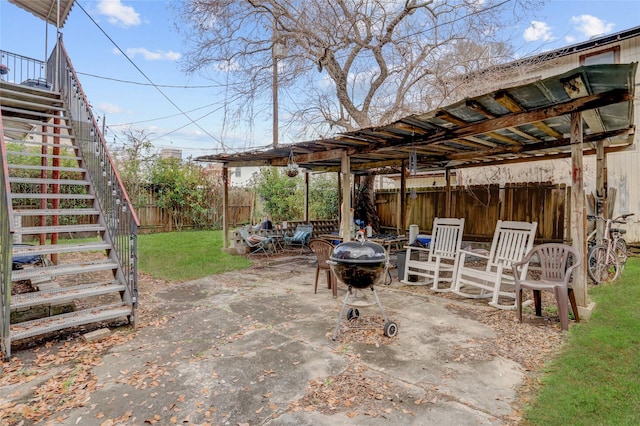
[523,21,553,42]
[99,102,123,114]
[124,48,181,61]
[570,15,614,38]
[97,0,141,27]
[565,35,576,43]
[212,59,240,72]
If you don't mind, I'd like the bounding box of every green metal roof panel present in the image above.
[197,63,637,173]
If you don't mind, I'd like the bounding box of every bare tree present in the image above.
[176,0,542,139]
[111,127,156,207]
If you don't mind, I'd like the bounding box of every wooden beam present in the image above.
[484,131,522,146]
[596,139,607,240]
[494,91,524,112]
[531,121,564,139]
[304,170,309,222]
[450,140,632,169]
[436,110,468,126]
[445,168,452,217]
[341,151,352,242]
[222,164,229,249]
[570,112,588,310]
[400,160,406,235]
[465,99,497,118]
[561,73,606,134]
[443,89,630,143]
[447,127,632,161]
[505,126,538,141]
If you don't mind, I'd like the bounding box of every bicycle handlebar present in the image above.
[587,213,634,223]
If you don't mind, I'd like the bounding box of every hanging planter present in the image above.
[286,150,299,177]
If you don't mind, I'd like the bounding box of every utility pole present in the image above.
[272,24,285,148]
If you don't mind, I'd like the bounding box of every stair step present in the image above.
[11,259,118,281]
[0,97,66,112]
[0,83,61,99]
[1,115,73,131]
[3,129,74,140]
[8,164,87,173]
[10,303,132,342]
[11,193,94,200]
[10,177,89,185]
[12,241,111,256]
[14,224,105,235]
[0,105,69,121]
[4,139,77,149]
[10,281,125,311]
[6,150,81,161]
[13,208,99,216]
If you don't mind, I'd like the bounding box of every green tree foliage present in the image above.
[253,168,339,222]
[148,158,215,230]
[253,167,303,222]
[309,174,339,220]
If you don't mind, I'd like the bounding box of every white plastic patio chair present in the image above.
[451,220,538,309]
[401,217,465,292]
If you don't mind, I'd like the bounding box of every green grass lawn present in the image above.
[137,230,251,281]
[522,257,640,425]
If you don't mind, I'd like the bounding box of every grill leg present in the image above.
[370,286,389,323]
[332,286,353,340]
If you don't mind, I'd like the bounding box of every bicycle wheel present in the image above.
[587,244,620,284]
[614,238,628,272]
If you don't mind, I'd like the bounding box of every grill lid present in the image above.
[330,235,386,264]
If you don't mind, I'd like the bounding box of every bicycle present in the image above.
[609,213,634,271]
[586,213,634,284]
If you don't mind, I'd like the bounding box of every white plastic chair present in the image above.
[514,243,581,330]
[401,217,465,292]
[451,220,538,309]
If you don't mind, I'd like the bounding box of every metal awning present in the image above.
[197,63,637,174]
[8,0,75,28]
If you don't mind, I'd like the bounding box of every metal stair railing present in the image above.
[1,110,15,360]
[48,35,140,317]
[0,50,48,86]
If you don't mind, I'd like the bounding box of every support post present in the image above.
[341,151,352,242]
[445,168,452,217]
[595,139,607,240]
[304,170,309,223]
[222,164,229,249]
[570,112,590,314]
[399,160,406,235]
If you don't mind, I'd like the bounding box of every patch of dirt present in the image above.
[288,353,425,419]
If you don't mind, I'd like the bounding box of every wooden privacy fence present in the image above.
[376,183,568,242]
[16,183,566,239]
[134,188,253,233]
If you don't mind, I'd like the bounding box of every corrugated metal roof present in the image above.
[197,64,637,175]
[8,0,74,28]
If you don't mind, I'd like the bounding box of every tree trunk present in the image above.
[354,175,381,234]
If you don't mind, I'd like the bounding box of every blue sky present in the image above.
[1,0,639,158]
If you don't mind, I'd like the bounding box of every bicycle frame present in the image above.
[586,213,634,284]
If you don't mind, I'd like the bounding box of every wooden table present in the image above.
[318,234,408,253]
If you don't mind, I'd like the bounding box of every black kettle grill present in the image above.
[328,232,398,340]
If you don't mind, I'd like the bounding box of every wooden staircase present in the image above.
[0,51,138,359]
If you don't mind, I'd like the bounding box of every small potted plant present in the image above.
[286,150,299,177]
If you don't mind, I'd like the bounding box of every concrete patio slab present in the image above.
[3,255,539,425]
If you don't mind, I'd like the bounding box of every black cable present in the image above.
[75,1,228,150]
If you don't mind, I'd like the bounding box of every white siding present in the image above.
[462,33,640,242]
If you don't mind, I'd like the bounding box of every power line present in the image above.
[75,2,229,151]
[108,101,227,126]
[76,71,228,89]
